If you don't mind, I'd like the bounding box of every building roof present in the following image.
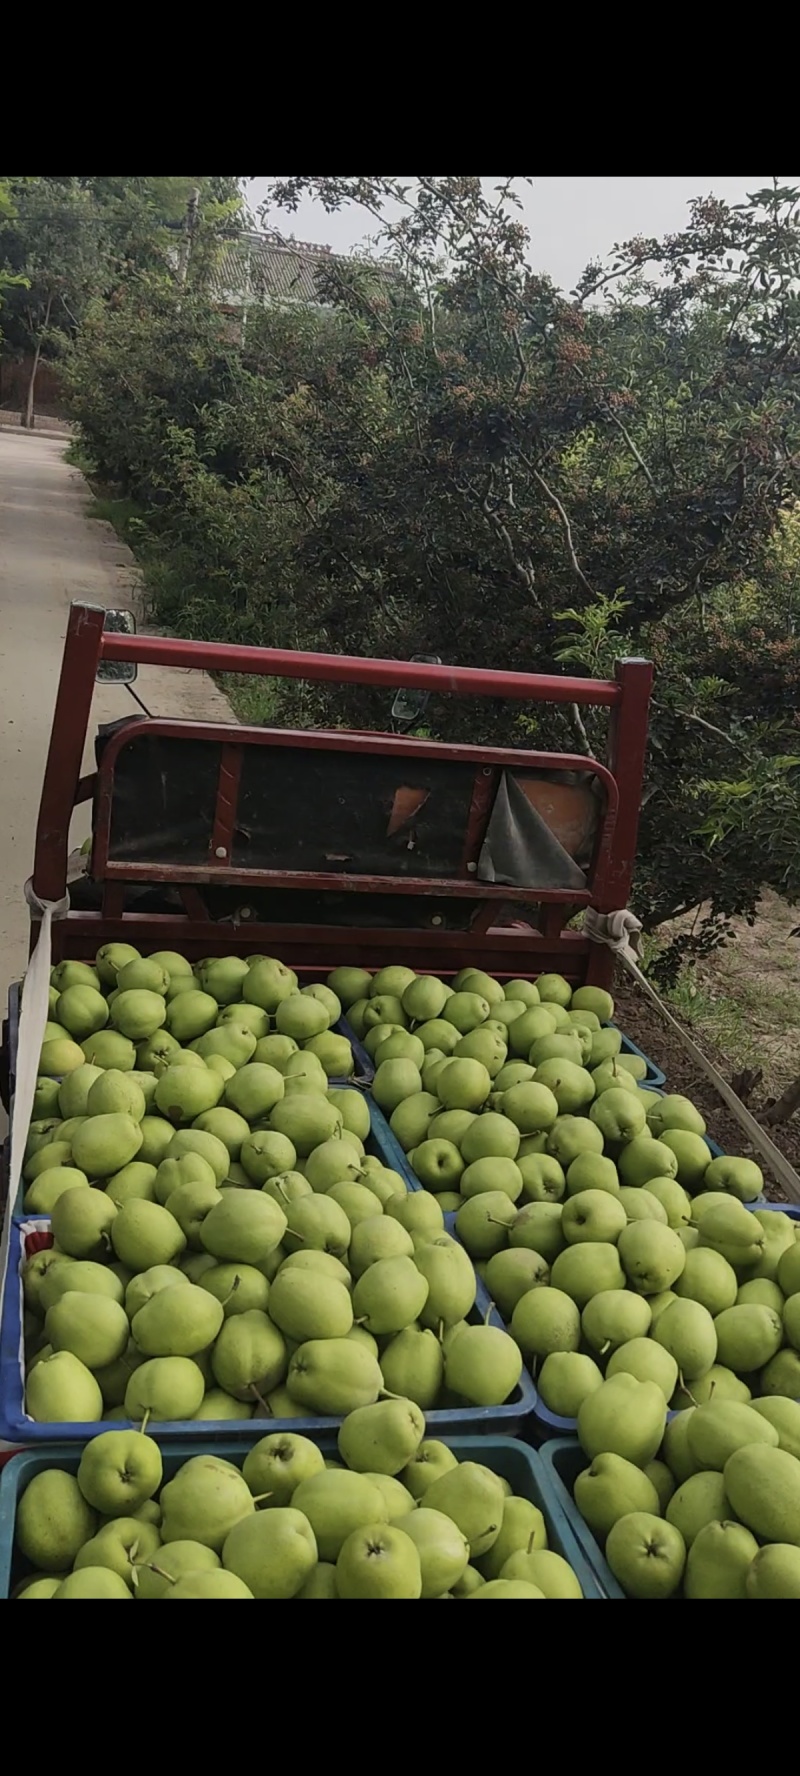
[208,231,337,309]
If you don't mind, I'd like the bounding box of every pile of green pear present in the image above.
[566,1378,800,1598]
[21,950,531,1425]
[336,965,800,1423]
[12,1413,584,1598]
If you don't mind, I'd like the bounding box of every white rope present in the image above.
[1,887,70,1278]
[586,906,800,1206]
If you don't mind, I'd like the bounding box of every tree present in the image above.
[0,177,105,424]
[64,176,800,974]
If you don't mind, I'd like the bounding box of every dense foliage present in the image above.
[6,174,800,973]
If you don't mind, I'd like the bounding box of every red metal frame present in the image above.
[31,603,654,986]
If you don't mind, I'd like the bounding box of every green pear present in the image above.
[606,1512,686,1599]
[281,1194,350,1259]
[673,1247,738,1316]
[71,1113,143,1180]
[39,1037,88,1072]
[664,1471,730,1548]
[607,1337,678,1400]
[617,1221,686,1294]
[200,1189,286,1263]
[648,1297,717,1383]
[334,1524,422,1599]
[696,1200,767,1272]
[643,1460,675,1513]
[412,1018,459,1055]
[152,1065,223,1126]
[160,1570,253,1597]
[501,979,540,1008]
[671,1364,751,1411]
[505,1006,556,1057]
[53,959,102,992]
[459,1157,523,1202]
[268,1270,353,1342]
[724,1444,800,1545]
[502,1547,582,1597]
[476,1494,547,1579]
[714,1302,783,1370]
[273,995,329,1042]
[106,1162,159,1206]
[751,1396,800,1459]
[16,1577,64,1599]
[569,984,613,1020]
[325,1088,369,1142]
[401,1507,470,1598]
[327,1181,384,1226]
[24,1137,78,1183]
[33,1076,63,1119]
[111,1200,186,1270]
[27,1349,104,1423]
[158,1454,254,1551]
[135,1031,180,1073]
[192,1025,258,1069]
[468,1578,545,1597]
[281,1250,352,1289]
[510,1202,565,1263]
[500,1082,561,1137]
[687,1399,780,1470]
[194,956,248,1004]
[445,1324,523,1406]
[92,1340,145,1408]
[549,1243,626,1308]
[778,1242,800,1296]
[546,1116,604,1167]
[286,1339,382,1414]
[578,1373,667,1465]
[58,1063,105,1119]
[216,1003,269,1040]
[291,1470,388,1561]
[411,1236,475,1331]
[154,1150,218,1204]
[132,1282,224,1358]
[269,1093,343,1156]
[50,1188,117,1260]
[347,1217,414,1278]
[46,1291,129,1368]
[617,1136,678,1187]
[304,1138,363,1190]
[537,1350,603,1416]
[374,1031,425,1072]
[164,990,219,1042]
[746,1543,800,1598]
[573,1451,660,1542]
[482,1249,549,1319]
[662,1409,701,1483]
[133,1539,220,1598]
[386,1093,438,1152]
[124,1356,205,1422]
[338,1397,425,1476]
[401,975,450,1022]
[40,1259,123,1314]
[56,985,110,1042]
[684,1519,760,1599]
[25,1165,90,1220]
[385,1191,445,1241]
[409,1139,462,1194]
[424,1463,505,1559]
[95,942,141,986]
[75,1517,161,1586]
[190,1109,249,1160]
[377,1326,442,1409]
[641,1177,692,1229]
[579,1285,654,1349]
[53,1567,132,1598]
[565,1153,620,1198]
[372,1058,425,1117]
[364,1022,403,1060]
[239,1131,296,1185]
[351,1255,428,1335]
[22,1247,69,1315]
[647,1094,706,1138]
[591,1058,639,1096]
[658,1130,711,1191]
[198,1262,270,1317]
[190,1390,252,1421]
[700,1153,763,1203]
[17,1470,97,1570]
[397,1441,456,1502]
[326,965,372,1007]
[221,1508,317,1597]
[164,1178,223,1248]
[561,1189,627,1245]
[241,1432,324,1504]
[211,1311,287,1401]
[509,1286,579,1360]
[115,958,170,996]
[453,1192,515,1258]
[109,989,167,1043]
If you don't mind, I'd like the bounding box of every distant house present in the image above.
[205,231,339,333]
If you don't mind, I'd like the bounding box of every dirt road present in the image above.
[0,430,235,1114]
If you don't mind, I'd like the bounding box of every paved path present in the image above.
[0,430,235,1126]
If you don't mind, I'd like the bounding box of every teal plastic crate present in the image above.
[539,1439,625,1598]
[0,1432,607,1598]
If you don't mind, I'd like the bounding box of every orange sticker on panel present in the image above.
[387,787,430,836]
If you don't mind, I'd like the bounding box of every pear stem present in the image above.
[139,1409,151,1436]
[144,1561,177,1584]
[483,1304,493,1328]
[526,1531,537,1554]
[678,1371,699,1406]
[250,1491,274,1505]
[250,1382,271,1413]
[219,1275,241,1310]
[600,1340,611,1356]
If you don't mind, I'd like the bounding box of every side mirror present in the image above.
[96,609,138,684]
[391,656,442,731]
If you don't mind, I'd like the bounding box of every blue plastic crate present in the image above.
[0,1431,607,1599]
[0,1189,537,1449]
[539,1439,626,1598]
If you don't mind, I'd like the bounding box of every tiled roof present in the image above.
[208,231,336,308]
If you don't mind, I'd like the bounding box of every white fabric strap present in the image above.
[586,907,800,1205]
[0,887,69,1278]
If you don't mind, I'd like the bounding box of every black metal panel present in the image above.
[234,746,478,877]
[108,736,222,863]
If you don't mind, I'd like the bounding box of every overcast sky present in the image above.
[247,176,797,294]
